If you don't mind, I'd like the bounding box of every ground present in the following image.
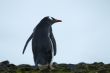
[0,60,110,73]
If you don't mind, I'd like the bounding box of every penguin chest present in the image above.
[48,33,54,58]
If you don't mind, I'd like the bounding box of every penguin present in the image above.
[22,16,62,70]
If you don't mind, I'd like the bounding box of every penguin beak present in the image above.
[55,19,62,22]
[51,17,62,23]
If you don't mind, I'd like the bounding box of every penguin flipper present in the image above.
[22,33,33,54]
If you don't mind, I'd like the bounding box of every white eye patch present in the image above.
[48,16,53,20]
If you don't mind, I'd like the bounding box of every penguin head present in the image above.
[41,16,62,25]
[48,16,62,24]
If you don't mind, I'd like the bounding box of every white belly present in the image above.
[48,33,54,61]
[49,37,54,59]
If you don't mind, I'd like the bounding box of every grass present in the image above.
[1,61,110,73]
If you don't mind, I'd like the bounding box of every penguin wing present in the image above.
[49,27,57,56]
[22,33,33,54]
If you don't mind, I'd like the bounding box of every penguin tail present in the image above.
[22,33,33,54]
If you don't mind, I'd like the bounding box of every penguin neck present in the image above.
[38,22,51,30]
[35,23,51,36]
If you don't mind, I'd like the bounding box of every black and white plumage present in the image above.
[22,16,62,70]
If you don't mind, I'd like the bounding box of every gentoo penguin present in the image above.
[22,16,62,70]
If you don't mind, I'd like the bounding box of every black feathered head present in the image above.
[40,16,62,25]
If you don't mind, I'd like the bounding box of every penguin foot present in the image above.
[49,65,55,70]
[38,64,48,70]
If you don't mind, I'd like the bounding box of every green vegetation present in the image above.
[0,61,110,73]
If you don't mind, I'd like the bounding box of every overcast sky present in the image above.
[0,0,110,65]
